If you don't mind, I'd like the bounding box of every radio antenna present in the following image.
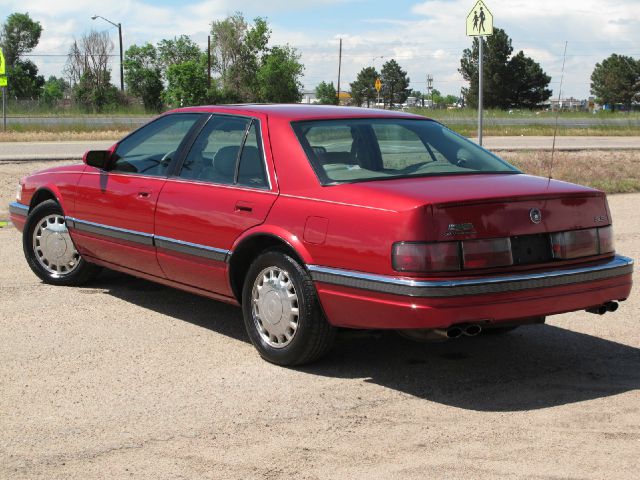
[548,41,568,188]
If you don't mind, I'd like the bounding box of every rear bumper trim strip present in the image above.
[308,255,634,298]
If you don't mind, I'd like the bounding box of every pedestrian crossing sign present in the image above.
[466,1,493,36]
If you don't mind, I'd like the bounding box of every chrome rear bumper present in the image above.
[308,255,634,298]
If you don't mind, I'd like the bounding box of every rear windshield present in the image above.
[291,118,520,185]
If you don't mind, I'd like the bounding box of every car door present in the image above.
[71,113,203,277]
[154,114,278,296]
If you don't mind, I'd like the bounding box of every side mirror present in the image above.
[83,150,112,170]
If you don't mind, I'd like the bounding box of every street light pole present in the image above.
[91,15,124,92]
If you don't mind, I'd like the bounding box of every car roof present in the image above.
[168,104,430,121]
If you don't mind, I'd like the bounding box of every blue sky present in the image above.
[4,0,639,100]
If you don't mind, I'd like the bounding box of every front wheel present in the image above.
[23,200,100,286]
[242,250,335,366]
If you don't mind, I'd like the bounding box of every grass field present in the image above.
[502,149,640,193]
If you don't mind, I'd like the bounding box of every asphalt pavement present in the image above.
[1,188,638,479]
[1,136,639,161]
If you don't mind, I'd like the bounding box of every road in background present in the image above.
[4,115,640,128]
[1,137,639,161]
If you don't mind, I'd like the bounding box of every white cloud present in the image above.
[2,0,638,99]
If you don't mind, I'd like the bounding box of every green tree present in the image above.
[380,59,410,107]
[124,43,164,112]
[507,51,552,108]
[8,59,44,98]
[256,45,303,103]
[315,81,338,105]
[157,35,202,74]
[0,12,42,67]
[163,60,209,107]
[73,70,120,112]
[349,67,379,107]
[459,28,512,108]
[1,12,44,99]
[459,28,551,109]
[443,94,459,106]
[211,13,271,101]
[590,54,640,110]
[41,76,67,106]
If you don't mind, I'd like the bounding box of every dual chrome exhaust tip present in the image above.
[586,301,619,315]
[443,323,482,339]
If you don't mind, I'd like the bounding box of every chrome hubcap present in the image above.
[252,266,299,348]
[32,214,81,277]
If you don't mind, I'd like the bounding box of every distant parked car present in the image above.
[9,105,634,365]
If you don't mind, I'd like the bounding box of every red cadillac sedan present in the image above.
[9,105,634,365]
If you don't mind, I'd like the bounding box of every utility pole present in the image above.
[117,23,123,92]
[426,74,433,108]
[336,38,342,105]
[207,35,212,89]
[91,15,124,92]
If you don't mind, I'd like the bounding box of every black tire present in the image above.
[242,250,335,366]
[23,200,100,286]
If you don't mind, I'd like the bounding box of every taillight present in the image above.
[392,242,460,272]
[598,226,615,254]
[462,238,513,269]
[551,228,599,259]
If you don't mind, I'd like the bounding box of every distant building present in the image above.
[300,90,318,104]
[548,97,587,111]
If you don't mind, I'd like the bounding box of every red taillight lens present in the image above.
[551,228,599,259]
[462,237,513,269]
[392,242,460,272]
[598,226,615,254]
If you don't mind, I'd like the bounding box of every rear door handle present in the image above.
[235,201,254,213]
[138,190,152,198]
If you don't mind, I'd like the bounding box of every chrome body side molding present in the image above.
[155,235,229,262]
[65,216,230,261]
[9,202,29,217]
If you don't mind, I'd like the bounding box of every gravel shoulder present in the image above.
[0,166,638,479]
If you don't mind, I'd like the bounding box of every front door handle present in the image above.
[138,190,152,198]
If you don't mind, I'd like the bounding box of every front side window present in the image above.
[179,116,268,188]
[110,114,201,176]
[292,118,520,185]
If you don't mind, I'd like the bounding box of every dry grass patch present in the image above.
[0,130,127,142]
[452,125,640,137]
[502,150,640,193]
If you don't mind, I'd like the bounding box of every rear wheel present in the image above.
[23,200,99,285]
[242,250,335,366]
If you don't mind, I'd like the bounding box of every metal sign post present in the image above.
[2,87,6,132]
[375,78,382,107]
[478,38,483,145]
[466,1,493,146]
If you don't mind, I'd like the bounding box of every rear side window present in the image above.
[111,114,201,176]
[179,116,268,188]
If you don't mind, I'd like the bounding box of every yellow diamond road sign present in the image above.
[375,78,382,92]
[0,47,5,75]
[466,1,493,36]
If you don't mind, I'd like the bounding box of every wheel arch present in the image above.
[228,227,314,302]
[28,187,63,213]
